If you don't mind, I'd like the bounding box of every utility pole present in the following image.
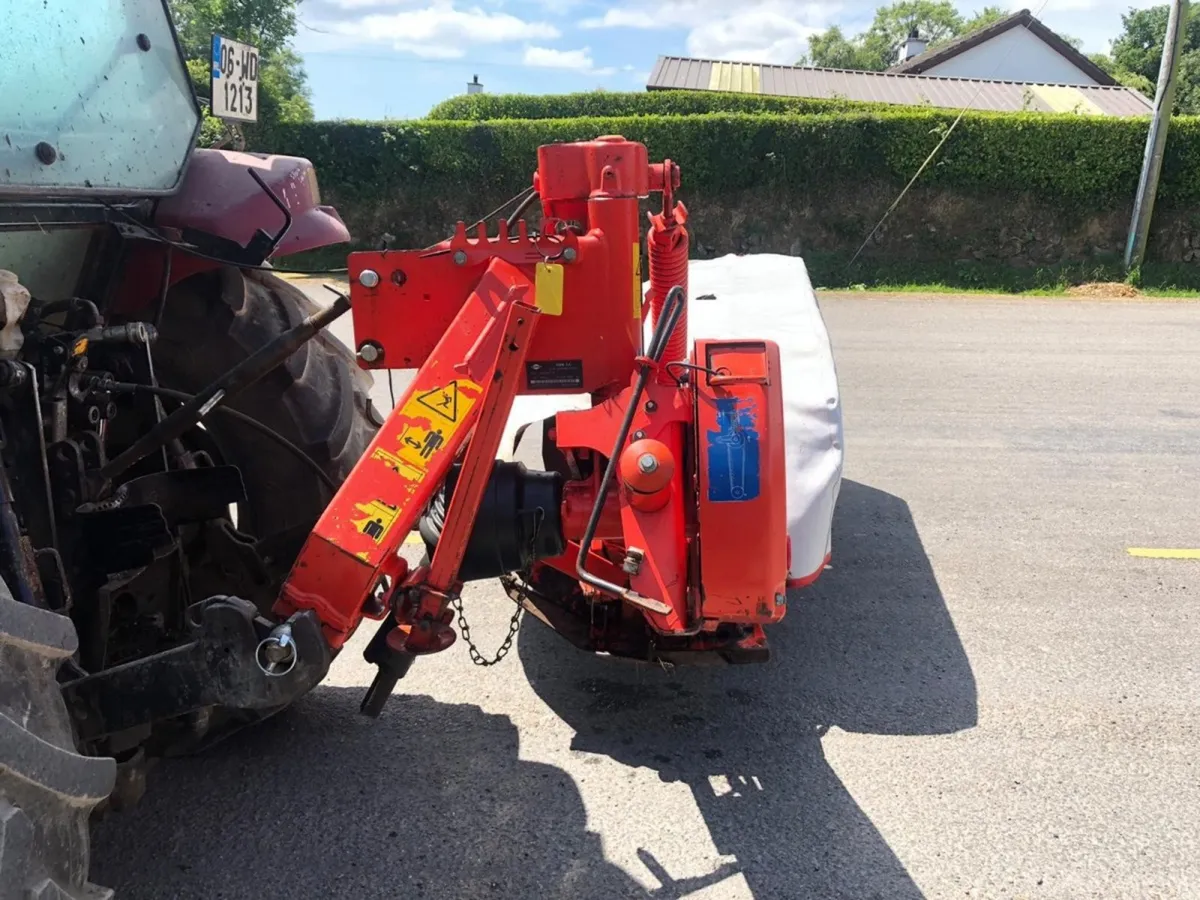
[1125,0,1190,272]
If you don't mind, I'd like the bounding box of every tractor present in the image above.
[1,2,844,897]
[1,3,377,896]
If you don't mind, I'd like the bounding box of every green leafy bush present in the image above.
[426,90,890,121]
[257,108,1200,285]
[262,109,1200,205]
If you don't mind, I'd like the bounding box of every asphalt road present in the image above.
[93,286,1200,899]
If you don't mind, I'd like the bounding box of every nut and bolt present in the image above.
[358,268,380,288]
[452,250,468,266]
[637,453,658,474]
[357,341,384,364]
[644,400,657,413]
[562,247,577,262]
[632,430,646,440]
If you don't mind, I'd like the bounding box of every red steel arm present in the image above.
[274,259,536,649]
[402,299,539,654]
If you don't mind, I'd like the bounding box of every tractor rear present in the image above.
[1,3,375,897]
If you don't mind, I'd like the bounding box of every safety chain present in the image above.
[452,509,544,666]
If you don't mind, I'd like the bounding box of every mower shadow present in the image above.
[90,691,648,899]
[519,478,978,898]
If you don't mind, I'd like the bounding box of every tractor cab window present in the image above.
[0,0,200,196]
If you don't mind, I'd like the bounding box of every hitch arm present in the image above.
[273,260,539,653]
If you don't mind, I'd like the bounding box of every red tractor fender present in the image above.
[155,149,349,257]
[112,149,350,315]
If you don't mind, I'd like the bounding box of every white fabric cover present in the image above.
[500,253,843,583]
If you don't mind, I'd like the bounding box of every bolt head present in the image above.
[357,341,383,363]
[562,247,578,262]
[637,453,658,474]
[453,249,468,266]
[774,592,786,607]
[358,268,380,288]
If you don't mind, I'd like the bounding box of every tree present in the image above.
[961,6,1010,33]
[168,0,314,143]
[868,0,964,51]
[802,1,967,70]
[1111,5,1200,112]
[1088,52,1155,96]
[804,26,891,70]
[799,1,1000,70]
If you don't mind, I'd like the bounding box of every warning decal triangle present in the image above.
[416,382,460,422]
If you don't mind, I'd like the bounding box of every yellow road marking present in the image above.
[1127,548,1200,559]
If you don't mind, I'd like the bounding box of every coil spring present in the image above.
[646,212,689,364]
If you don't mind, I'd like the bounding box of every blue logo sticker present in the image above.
[211,35,222,78]
[706,397,761,503]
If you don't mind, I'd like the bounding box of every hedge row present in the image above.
[262,109,1200,209]
[426,89,891,121]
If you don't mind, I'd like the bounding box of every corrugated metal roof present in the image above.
[646,56,1153,118]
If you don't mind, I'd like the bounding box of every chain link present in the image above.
[452,509,544,667]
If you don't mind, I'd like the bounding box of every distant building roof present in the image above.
[646,56,1153,118]
[888,9,1116,85]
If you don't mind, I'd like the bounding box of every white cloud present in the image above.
[576,0,834,64]
[579,9,659,29]
[686,9,822,62]
[523,45,615,75]
[523,46,592,68]
[306,1,559,58]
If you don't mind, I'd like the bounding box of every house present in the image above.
[888,9,1114,86]
[646,57,1152,117]
[646,9,1151,118]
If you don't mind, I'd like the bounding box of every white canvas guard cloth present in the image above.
[499,253,844,584]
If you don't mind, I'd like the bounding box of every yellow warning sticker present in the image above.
[415,381,465,424]
[330,377,483,559]
[373,378,481,478]
[370,447,427,482]
[535,262,564,316]
[353,499,400,544]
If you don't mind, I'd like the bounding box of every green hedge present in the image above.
[426,90,890,121]
[264,109,1200,207]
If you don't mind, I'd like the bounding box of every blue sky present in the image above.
[293,0,1162,120]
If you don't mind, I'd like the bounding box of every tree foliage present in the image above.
[168,0,313,143]
[1111,5,1200,113]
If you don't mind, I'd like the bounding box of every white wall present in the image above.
[922,26,1099,85]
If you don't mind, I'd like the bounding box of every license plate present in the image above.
[210,34,259,123]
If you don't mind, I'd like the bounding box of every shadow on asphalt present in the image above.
[91,480,973,899]
[91,690,648,899]
[519,479,978,899]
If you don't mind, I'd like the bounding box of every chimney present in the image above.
[902,27,927,61]
[467,74,483,94]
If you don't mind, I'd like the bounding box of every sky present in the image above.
[293,0,1164,120]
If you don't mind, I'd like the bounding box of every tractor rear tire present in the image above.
[152,266,381,607]
[0,577,117,899]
